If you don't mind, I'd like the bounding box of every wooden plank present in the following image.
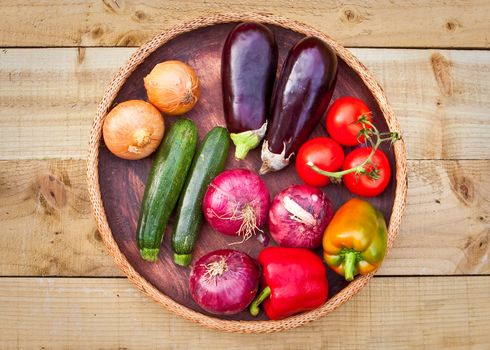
[0,159,488,277]
[354,49,490,160]
[1,48,489,160]
[388,160,490,275]
[0,159,121,276]
[0,276,488,348]
[0,1,489,48]
[0,48,114,160]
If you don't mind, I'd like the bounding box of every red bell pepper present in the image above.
[249,247,328,320]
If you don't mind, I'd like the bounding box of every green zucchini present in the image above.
[171,126,230,266]
[137,118,198,262]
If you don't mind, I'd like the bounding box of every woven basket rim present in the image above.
[86,12,408,334]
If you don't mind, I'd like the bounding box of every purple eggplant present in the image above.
[222,22,278,160]
[259,37,338,174]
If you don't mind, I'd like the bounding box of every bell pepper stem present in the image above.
[344,251,358,281]
[250,286,271,316]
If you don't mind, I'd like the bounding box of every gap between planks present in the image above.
[3,46,490,50]
[1,274,489,279]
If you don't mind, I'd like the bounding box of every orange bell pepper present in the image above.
[323,198,387,281]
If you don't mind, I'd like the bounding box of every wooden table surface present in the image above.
[0,1,489,349]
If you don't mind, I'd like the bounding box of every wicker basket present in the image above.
[87,12,407,333]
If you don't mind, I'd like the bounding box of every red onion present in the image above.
[203,169,269,243]
[268,184,333,249]
[189,249,259,315]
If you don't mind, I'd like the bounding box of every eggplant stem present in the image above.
[259,162,271,175]
[259,140,292,174]
[230,122,267,160]
[250,286,271,316]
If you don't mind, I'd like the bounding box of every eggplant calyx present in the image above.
[259,141,292,174]
[230,121,268,160]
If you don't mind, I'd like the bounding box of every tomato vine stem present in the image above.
[308,116,401,181]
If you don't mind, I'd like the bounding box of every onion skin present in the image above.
[144,60,200,116]
[102,100,164,160]
[222,22,278,159]
[268,184,334,249]
[189,249,260,315]
[260,37,338,174]
[203,169,270,239]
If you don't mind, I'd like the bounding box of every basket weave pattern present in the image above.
[87,12,408,333]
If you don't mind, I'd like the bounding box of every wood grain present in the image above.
[0,1,489,48]
[0,276,488,348]
[1,159,488,277]
[1,48,489,160]
[0,0,487,344]
[390,160,490,275]
[0,159,121,277]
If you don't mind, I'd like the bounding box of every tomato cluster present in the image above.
[295,96,391,197]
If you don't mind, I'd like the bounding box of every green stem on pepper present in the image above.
[343,250,359,281]
[308,116,401,181]
[250,286,271,316]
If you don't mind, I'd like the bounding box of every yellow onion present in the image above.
[102,100,164,160]
[144,60,200,116]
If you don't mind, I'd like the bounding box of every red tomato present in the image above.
[296,137,344,187]
[342,148,391,197]
[326,96,372,146]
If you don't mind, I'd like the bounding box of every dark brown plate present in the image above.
[89,14,406,333]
